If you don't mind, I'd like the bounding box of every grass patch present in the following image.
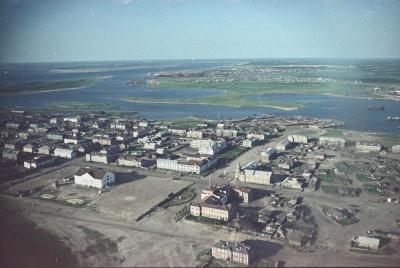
[186,215,228,226]
[217,146,247,162]
[321,185,338,194]
[364,184,381,194]
[76,225,119,256]
[0,78,97,94]
[322,128,344,137]
[356,173,370,182]
[47,101,119,110]
[376,133,400,147]
[319,170,337,182]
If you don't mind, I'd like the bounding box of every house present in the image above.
[280,177,304,190]
[247,133,266,141]
[212,240,251,266]
[74,167,115,189]
[64,116,81,123]
[241,138,255,148]
[278,157,297,170]
[2,148,21,161]
[54,148,76,159]
[352,236,380,250]
[261,148,277,162]
[24,155,55,169]
[144,142,157,150]
[22,143,38,153]
[38,145,54,155]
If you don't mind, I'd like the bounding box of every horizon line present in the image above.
[1,56,400,65]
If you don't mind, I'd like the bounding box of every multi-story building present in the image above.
[92,135,116,146]
[211,240,251,266]
[74,168,115,189]
[287,135,308,144]
[319,136,346,148]
[157,156,218,174]
[352,236,380,250]
[235,161,273,185]
[53,148,76,159]
[168,128,187,136]
[63,116,81,123]
[116,155,155,168]
[187,130,203,139]
[356,142,382,153]
[47,132,64,141]
[86,152,117,164]
[216,129,238,138]
[276,139,291,152]
[191,139,227,156]
[392,144,400,154]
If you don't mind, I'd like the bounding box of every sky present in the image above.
[0,0,399,63]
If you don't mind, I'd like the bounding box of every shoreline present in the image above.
[120,98,300,111]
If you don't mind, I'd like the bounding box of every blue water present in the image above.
[0,60,399,133]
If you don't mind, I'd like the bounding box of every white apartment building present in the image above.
[74,168,115,189]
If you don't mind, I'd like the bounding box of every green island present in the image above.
[47,101,119,111]
[0,78,97,94]
[122,80,307,110]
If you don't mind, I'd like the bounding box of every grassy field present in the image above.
[0,78,97,94]
[376,133,400,147]
[167,117,211,129]
[152,78,368,96]
[322,128,345,137]
[122,95,302,110]
[356,173,371,182]
[47,101,119,110]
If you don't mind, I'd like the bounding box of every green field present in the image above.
[122,95,302,110]
[0,78,97,94]
[121,76,378,110]
[356,173,370,182]
[47,101,119,111]
[376,133,400,147]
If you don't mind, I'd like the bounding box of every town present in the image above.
[0,108,400,267]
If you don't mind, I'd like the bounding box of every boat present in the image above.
[368,105,384,110]
[386,116,400,121]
